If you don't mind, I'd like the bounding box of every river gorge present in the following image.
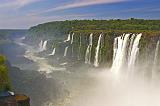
[1,20,160,106]
[16,32,160,106]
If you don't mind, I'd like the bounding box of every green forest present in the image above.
[27,19,160,39]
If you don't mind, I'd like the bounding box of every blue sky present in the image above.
[0,0,160,29]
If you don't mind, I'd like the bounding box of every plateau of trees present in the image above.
[27,18,160,39]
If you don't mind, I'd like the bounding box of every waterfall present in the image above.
[64,34,71,42]
[49,48,56,56]
[113,37,118,61]
[64,46,69,57]
[63,33,74,57]
[85,33,93,64]
[128,33,142,69]
[128,34,136,61]
[71,33,74,44]
[111,33,142,74]
[94,34,103,67]
[42,40,48,51]
[152,40,159,79]
[39,40,48,51]
[111,34,130,73]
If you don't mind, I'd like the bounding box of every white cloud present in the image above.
[0,13,93,29]
[0,0,42,9]
[54,0,127,11]
[34,0,128,15]
[16,0,42,7]
[0,0,129,28]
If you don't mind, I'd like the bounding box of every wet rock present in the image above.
[0,94,30,106]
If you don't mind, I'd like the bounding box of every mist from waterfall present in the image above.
[85,33,93,64]
[66,33,160,106]
[111,33,142,74]
[49,48,56,56]
[94,34,103,67]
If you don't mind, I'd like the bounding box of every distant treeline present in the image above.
[27,18,160,39]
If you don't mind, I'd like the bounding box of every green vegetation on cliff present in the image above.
[26,19,160,67]
[0,55,11,92]
[27,19,160,39]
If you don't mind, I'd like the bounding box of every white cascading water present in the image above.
[111,34,130,73]
[111,33,142,74]
[42,40,48,51]
[49,48,56,56]
[152,40,159,79]
[94,34,103,67]
[39,40,48,51]
[85,33,93,64]
[64,34,71,42]
[64,46,69,57]
[128,33,142,69]
[71,33,74,44]
[128,34,136,61]
[112,37,118,61]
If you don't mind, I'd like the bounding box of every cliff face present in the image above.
[25,19,160,68]
[26,31,160,68]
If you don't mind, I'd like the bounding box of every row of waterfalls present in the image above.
[38,33,160,76]
[24,31,160,106]
[38,33,104,67]
[39,40,48,52]
[111,33,142,74]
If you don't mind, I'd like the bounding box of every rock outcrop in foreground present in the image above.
[0,94,30,106]
[0,55,30,106]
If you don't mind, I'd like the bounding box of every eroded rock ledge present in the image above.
[0,94,30,106]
